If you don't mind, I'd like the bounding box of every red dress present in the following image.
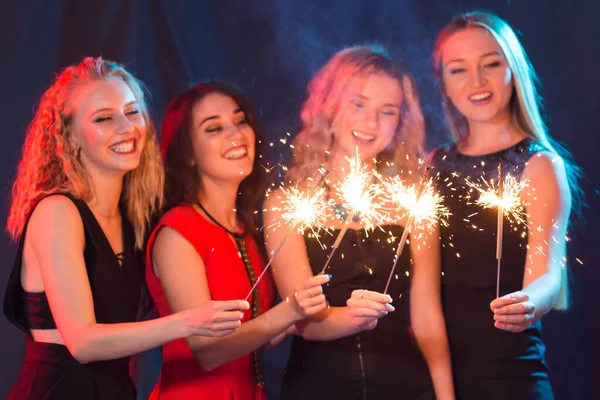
[145,205,275,400]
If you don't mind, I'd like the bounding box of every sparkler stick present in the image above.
[383,168,432,294]
[245,236,288,301]
[319,221,351,275]
[319,151,384,274]
[496,164,504,298]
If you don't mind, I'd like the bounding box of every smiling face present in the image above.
[189,92,255,185]
[440,26,514,127]
[68,76,146,178]
[331,72,403,161]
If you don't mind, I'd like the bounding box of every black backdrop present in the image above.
[1,1,598,399]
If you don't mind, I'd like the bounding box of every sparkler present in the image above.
[382,167,448,294]
[466,164,529,298]
[245,236,288,301]
[248,172,330,299]
[319,152,385,274]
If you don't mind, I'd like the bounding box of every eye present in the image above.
[381,109,398,116]
[126,109,140,116]
[93,116,112,123]
[205,125,223,133]
[448,67,466,75]
[484,61,501,68]
[235,118,248,126]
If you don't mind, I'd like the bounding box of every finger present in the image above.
[211,320,243,331]
[352,290,393,304]
[297,294,327,309]
[212,329,237,338]
[494,313,533,324]
[294,287,322,302]
[298,274,331,289]
[490,292,529,309]
[213,310,245,322]
[214,300,250,311]
[362,320,378,330]
[347,298,395,312]
[305,285,324,297]
[494,321,526,333]
[348,307,388,319]
[494,302,535,315]
[303,303,328,316]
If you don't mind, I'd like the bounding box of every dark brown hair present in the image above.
[160,80,266,252]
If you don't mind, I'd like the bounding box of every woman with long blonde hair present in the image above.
[430,10,582,399]
[3,57,249,400]
[265,45,454,400]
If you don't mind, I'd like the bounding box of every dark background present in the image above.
[1,1,598,399]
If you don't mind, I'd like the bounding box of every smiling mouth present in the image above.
[109,138,137,154]
[352,131,376,142]
[469,92,493,102]
[223,145,248,160]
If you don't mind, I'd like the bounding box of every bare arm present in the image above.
[409,225,455,400]
[152,226,329,371]
[491,152,571,331]
[28,196,246,365]
[264,190,393,342]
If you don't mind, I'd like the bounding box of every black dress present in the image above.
[280,225,435,400]
[431,139,554,400]
[3,193,143,399]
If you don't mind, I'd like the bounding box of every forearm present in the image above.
[412,315,454,400]
[189,301,301,370]
[67,312,187,364]
[523,271,561,321]
[296,306,362,341]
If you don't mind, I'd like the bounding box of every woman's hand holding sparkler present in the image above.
[288,274,332,319]
[490,291,536,332]
[346,289,395,330]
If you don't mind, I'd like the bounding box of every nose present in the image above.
[226,122,246,143]
[114,113,135,135]
[470,66,487,87]
[363,107,379,131]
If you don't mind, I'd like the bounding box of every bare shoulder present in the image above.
[523,151,567,182]
[28,194,84,242]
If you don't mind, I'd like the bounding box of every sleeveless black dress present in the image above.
[280,225,435,400]
[431,139,554,400]
[3,193,143,399]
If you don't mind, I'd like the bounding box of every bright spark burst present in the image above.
[280,185,329,235]
[380,175,449,232]
[466,174,529,225]
[333,152,386,230]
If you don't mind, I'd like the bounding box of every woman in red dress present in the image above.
[145,81,330,399]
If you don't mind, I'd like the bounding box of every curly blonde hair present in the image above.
[286,44,425,185]
[7,57,164,249]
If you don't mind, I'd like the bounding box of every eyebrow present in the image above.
[198,107,244,128]
[355,94,401,108]
[91,101,138,116]
[444,51,502,67]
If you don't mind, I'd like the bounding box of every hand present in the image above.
[346,289,395,331]
[185,300,250,337]
[490,291,535,332]
[289,274,331,319]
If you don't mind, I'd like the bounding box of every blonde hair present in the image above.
[7,57,164,249]
[433,11,583,309]
[286,44,425,185]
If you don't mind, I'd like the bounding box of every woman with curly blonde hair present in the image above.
[264,45,454,400]
[3,57,249,400]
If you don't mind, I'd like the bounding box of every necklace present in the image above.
[323,184,360,223]
[194,201,265,388]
